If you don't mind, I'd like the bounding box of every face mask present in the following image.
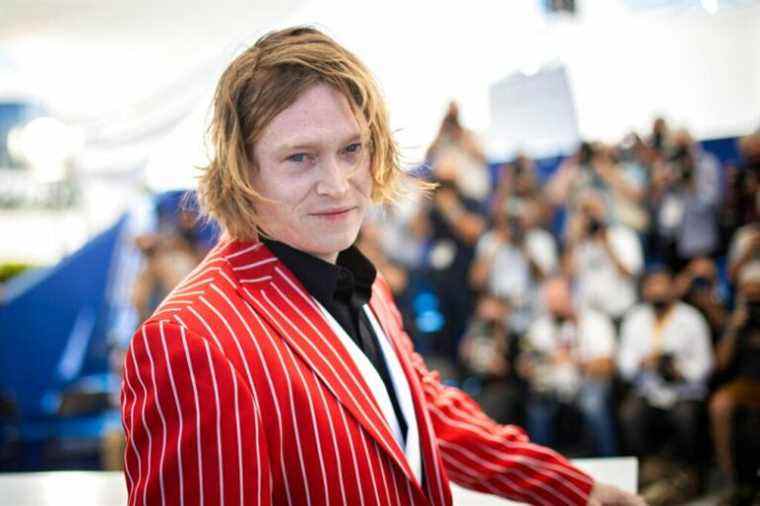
[651,299,670,313]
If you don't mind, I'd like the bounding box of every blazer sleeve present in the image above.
[121,319,272,506]
[381,290,595,506]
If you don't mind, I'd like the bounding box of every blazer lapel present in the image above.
[222,240,428,501]
[369,284,452,506]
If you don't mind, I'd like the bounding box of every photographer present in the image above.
[518,276,618,457]
[618,267,714,504]
[652,130,722,270]
[413,154,487,360]
[425,101,491,202]
[470,201,556,334]
[458,294,522,423]
[709,263,760,504]
[547,142,644,231]
[675,256,729,343]
[491,153,541,217]
[565,191,643,324]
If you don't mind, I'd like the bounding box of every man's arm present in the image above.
[121,320,272,506]
[406,344,595,505]
[374,285,592,505]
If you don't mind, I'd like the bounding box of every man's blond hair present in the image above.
[198,26,412,241]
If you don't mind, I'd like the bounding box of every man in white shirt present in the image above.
[566,191,643,324]
[617,267,714,504]
[470,202,558,334]
[518,276,618,457]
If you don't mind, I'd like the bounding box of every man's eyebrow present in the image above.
[274,133,363,155]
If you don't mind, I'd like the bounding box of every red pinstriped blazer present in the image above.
[121,239,595,506]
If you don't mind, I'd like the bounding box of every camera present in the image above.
[579,142,595,166]
[587,217,605,235]
[657,353,680,383]
[669,145,695,184]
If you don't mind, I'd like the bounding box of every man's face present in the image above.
[251,84,373,263]
[643,272,673,305]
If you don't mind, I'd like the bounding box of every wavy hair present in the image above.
[198,26,419,241]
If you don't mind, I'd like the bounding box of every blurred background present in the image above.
[1,0,759,504]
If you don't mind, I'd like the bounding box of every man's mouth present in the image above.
[311,207,355,217]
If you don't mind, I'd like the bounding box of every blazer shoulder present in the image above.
[142,247,242,333]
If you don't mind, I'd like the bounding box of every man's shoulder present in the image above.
[579,307,613,329]
[621,303,650,328]
[140,240,260,338]
[674,301,708,327]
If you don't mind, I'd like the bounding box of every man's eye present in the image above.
[286,153,307,163]
[345,143,362,154]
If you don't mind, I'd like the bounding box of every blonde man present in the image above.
[121,27,642,506]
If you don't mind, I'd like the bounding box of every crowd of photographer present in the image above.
[356,105,760,505]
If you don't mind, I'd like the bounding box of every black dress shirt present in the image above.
[262,239,408,443]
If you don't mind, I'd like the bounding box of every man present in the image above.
[121,27,642,505]
[470,200,557,335]
[412,153,487,362]
[709,262,760,504]
[651,130,722,270]
[519,276,618,457]
[618,267,713,504]
[565,191,643,326]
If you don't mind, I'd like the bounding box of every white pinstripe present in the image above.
[173,277,214,294]
[140,326,168,506]
[158,299,195,305]
[440,452,541,506]
[158,321,185,506]
[239,303,294,506]
[356,410,382,506]
[174,258,227,287]
[381,446,402,506]
[240,275,273,284]
[430,405,588,502]
[425,398,588,483]
[444,466,506,498]
[259,286,413,483]
[404,474,414,505]
[151,308,183,319]
[245,292,310,506]
[201,339,225,506]
[275,269,393,426]
[175,265,232,295]
[168,289,205,298]
[433,389,526,439]
[184,307,224,352]
[178,326,205,506]
[371,440,391,505]
[311,369,348,506]
[199,291,257,392]
[228,361,246,506]
[268,277,403,445]
[120,386,134,500]
[232,257,278,271]
[282,341,330,504]
[129,343,153,506]
[336,402,366,506]
[204,283,291,502]
[122,358,142,506]
[439,440,569,506]
[223,242,261,260]
[371,287,447,506]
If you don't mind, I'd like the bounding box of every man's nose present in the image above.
[315,157,350,197]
